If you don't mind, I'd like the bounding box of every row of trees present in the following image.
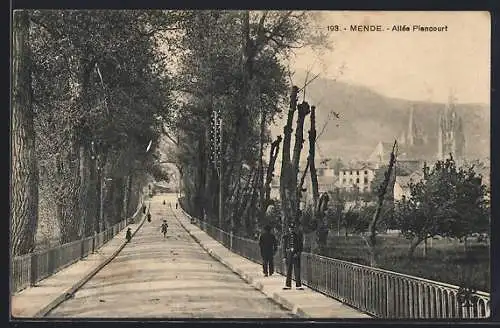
[12,9,329,258]
[12,10,177,256]
[174,11,328,237]
[318,155,490,261]
[149,11,490,269]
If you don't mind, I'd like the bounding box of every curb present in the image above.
[172,209,308,318]
[32,213,148,318]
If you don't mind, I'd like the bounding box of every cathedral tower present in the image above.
[400,105,425,147]
[437,95,466,160]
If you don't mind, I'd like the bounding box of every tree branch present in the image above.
[161,125,179,146]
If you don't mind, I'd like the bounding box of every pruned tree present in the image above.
[174,10,327,238]
[262,135,282,218]
[279,86,299,231]
[308,105,320,214]
[363,140,398,266]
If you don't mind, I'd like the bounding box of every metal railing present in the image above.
[11,205,142,295]
[180,211,490,319]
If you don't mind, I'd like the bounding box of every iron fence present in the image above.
[182,212,490,319]
[11,204,144,295]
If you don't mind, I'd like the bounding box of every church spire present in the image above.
[456,116,466,159]
[407,105,414,145]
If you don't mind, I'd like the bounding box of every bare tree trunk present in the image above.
[408,236,424,258]
[279,86,299,232]
[297,160,310,206]
[228,165,243,222]
[85,150,98,235]
[264,136,281,211]
[78,144,90,238]
[196,133,206,219]
[204,165,218,222]
[247,166,261,234]
[291,101,311,215]
[423,237,428,258]
[308,106,319,214]
[366,140,398,267]
[235,169,255,232]
[257,106,266,225]
[98,153,110,233]
[57,47,92,242]
[95,162,102,233]
[11,10,39,256]
[122,175,130,218]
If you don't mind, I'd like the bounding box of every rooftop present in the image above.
[339,162,377,171]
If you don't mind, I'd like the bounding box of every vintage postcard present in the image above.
[10,10,490,319]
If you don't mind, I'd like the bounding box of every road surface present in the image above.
[47,194,294,318]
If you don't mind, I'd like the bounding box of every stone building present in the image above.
[337,163,377,192]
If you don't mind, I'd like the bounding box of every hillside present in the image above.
[271,74,490,162]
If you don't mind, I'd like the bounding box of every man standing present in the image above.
[282,222,304,290]
[259,225,277,276]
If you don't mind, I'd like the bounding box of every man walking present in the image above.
[259,225,277,276]
[161,220,169,238]
[282,222,304,290]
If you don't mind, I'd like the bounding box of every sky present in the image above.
[265,11,490,164]
[288,11,490,105]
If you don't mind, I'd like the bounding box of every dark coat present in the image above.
[259,232,277,256]
[283,231,304,255]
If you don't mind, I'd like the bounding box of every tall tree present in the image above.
[11,10,39,256]
[30,10,176,243]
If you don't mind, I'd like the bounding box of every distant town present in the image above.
[268,99,490,208]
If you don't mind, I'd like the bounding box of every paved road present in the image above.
[47,194,294,318]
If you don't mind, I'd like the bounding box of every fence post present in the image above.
[80,239,85,259]
[92,234,96,254]
[30,253,38,286]
[385,275,390,318]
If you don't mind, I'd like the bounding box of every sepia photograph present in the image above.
[10,10,491,320]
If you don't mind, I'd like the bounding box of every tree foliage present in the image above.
[17,10,178,246]
[12,10,326,251]
[394,156,490,257]
[174,11,323,236]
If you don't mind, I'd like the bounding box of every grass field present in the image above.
[313,232,490,293]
